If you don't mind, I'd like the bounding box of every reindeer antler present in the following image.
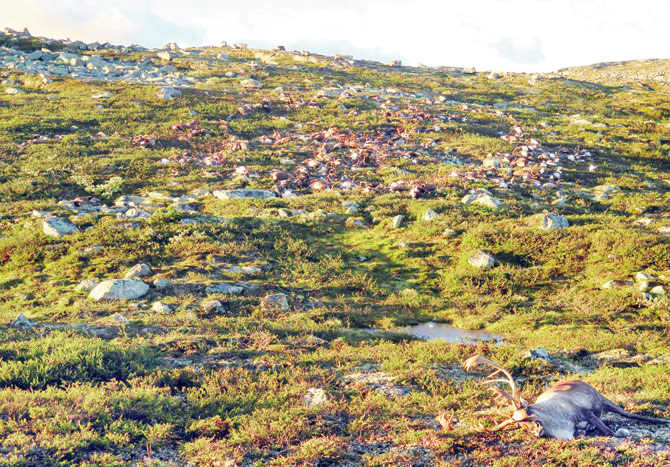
[463,355,521,409]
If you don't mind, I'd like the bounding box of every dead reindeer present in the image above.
[463,355,670,440]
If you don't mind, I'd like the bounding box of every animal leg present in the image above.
[602,398,670,425]
[586,411,616,437]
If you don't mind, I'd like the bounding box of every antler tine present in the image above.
[481,418,518,432]
[462,355,519,407]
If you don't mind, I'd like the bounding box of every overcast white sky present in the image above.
[2,0,669,72]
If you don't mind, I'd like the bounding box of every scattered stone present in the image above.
[240,78,261,88]
[92,91,112,99]
[89,278,150,301]
[111,313,129,324]
[224,265,262,275]
[650,286,666,296]
[524,348,551,361]
[468,250,496,269]
[156,51,175,61]
[263,293,289,312]
[151,301,172,313]
[302,388,328,406]
[213,189,276,200]
[75,278,100,292]
[614,428,631,438]
[391,215,403,228]
[461,192,502,210]
[42,216,78,237]
[422,209,439,221]
[639,281,650,292]
[124,263,152,278]
[156,87,181,99]
[153,278,172,290]
[205,283,244,295]
[635,272,655,282]
[202,300,225,313]
[5,87,23,95]
[11,314,36,329]
[539,213,569,230]
[442,228,456,237]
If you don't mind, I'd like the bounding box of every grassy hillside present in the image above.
[0,31,669,466]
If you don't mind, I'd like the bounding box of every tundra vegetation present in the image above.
[0,30,669,466]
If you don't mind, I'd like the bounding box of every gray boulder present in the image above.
[263,293,289,312]
[89,278,150,300]
[11,314,36,329]
[467,250,496,269]
[125,263,152,278]
[43,217,78,237]
[213,189,276,200]
[205,282,244,295]
[540,213,569,230]
[75,278,100,291]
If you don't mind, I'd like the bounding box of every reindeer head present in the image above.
[463,355,542,435]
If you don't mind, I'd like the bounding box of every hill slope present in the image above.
[0,28,669,466]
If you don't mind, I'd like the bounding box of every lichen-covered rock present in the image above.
[422,209,439,221]
[11,314,36,329]
[75,278,100,291]
[213,189,276,200]
[263,293,289,311]
[205,283,244,295]
[467,250,496,269]
[43,216,78,237]
[125,263,152,278]
[540,213,569,230]
[89,279,150,300]
[461,193,502,209]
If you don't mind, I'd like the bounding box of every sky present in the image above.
[2,0,669,72]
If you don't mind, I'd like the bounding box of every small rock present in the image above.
[635,272,655,282]
[614,428,631,438]
[153,278,172,290]
[240,78,261,88]
[461,193,502,210]
[391,215,403,228]
[5,87,23,95]
[650,286,666,296]
[639,281,650,292]
[111,313,129,324]
[213,189,275,200]
[540,213,569,230]
[157,51,175,61]
[156,87,181,99]
[205,283,244,295]
[89,278,150,301]
[422,209,439,221]
[151,301,172,313]
[43,217,78,237]
[524,348,551,361]
[442,228,456,237]
[224,265,262,275]
[125,263,152,278]
[302,388,328,407]
[10,314,36,329]
[92,91,112,99]
[75,278,100,292]
[468,250,496,269]
[202,300,225,313]
[263,293,289,312]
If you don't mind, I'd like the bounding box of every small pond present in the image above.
[401,322,502,344]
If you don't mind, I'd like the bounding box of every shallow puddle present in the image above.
[402,322,502,344]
